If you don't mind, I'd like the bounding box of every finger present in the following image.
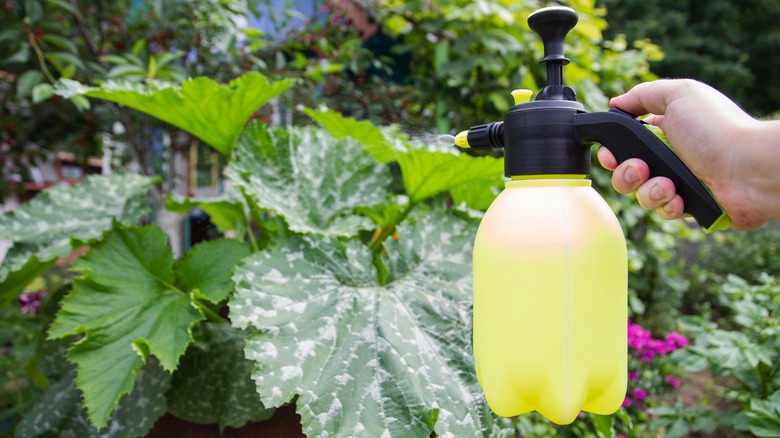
[611,158,650,194]
[596,146,618,171]
[609,79,689,117]
[643,114,664,126]
[656,194,685,220]
[636,176,676,210]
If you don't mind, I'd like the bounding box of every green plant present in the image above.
[1,71,515,436]
[669,274,780,436]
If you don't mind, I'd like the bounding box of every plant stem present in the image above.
[240,188,261,252]
[24,25,56,83]
[195,299,227,323]
[369,202,415,254]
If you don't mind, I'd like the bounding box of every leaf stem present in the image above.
[194,299,227,323]
[23,24,56,83]
[369,202,415,254]
[239,188,261,252]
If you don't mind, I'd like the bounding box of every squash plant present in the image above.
[0,72,523,437]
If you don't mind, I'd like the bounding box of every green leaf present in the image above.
[16,70,45,98]
[44,0,78,15]
[175,238,250,304]
[591,413,615,438]
[301,106,402,163]
[450,177,502,211]
[166,324,274,429]
[0,174,155,284]
[230,208,508,437]
[15,359,170,437]
[40,34,78,54]
[0,256,53,305]
[165,192,248,236]
[32,82,54,103]
[746,390,780,437]
[397,147,504,203]
[24,0,43,23]
[54,72,294,155]
[226,122,392,237]
[48,225,204,429]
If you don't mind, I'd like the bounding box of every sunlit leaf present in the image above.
[54,72,293,155]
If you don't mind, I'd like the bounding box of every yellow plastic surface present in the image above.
[455,130,470,148]
[473,178,627,425]
[511,89,533,105]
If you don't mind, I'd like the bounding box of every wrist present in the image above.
[730,118,780,227]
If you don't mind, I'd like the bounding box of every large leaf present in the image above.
[398,147,504,203]
[301,106,504,205]
[226,122,392,237]
[0,173,154,286]
[229,208,512,437]
[14,359,170,438]
[166,323,274,429]
[54,72,293,155]
[302,106,403,163]
[48,225,205,429]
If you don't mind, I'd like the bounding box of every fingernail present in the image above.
[650,185,665,201]
[624,167,640,184]
[663,203,676,215]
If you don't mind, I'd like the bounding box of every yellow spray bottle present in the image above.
[458,6,730,425]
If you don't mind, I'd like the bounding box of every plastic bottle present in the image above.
[472,176,627,424]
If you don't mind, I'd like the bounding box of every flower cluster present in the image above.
[623,319,689,411]
[628,320,688,362]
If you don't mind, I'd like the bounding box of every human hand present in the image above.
[597,79,780,230]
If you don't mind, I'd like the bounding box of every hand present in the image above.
[597,79,780,230]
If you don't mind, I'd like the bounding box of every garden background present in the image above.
[1,0,780,436]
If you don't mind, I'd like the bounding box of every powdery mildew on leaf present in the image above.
[230,209,513,437]
[15,358,169,438]
[166,323,275,429]
[226,122,392,237]
[0,173,154,283]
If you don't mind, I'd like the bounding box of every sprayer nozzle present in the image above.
[455,130,470,148]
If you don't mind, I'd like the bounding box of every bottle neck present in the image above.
[505,174,591,188]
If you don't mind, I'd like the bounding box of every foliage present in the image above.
[4,0,749,436]
[598,0,780,116]
[54,73,293,156]
[0,0,269,198]
[0,173,155,291]
[667,274,780,435]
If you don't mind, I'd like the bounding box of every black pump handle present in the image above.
[575,108,726,230]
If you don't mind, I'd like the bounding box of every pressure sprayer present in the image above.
[458,6,730,425]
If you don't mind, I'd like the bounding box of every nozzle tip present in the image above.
[455,130,470,148]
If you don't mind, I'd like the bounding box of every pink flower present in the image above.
[632,388,647,401]
[628,370,639,381]
[18,291,44,314]
[627,320,652,350]
[617,435,626,438]
[665,332,689,349]
[621,396,632,408]
[665,375,681,388]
